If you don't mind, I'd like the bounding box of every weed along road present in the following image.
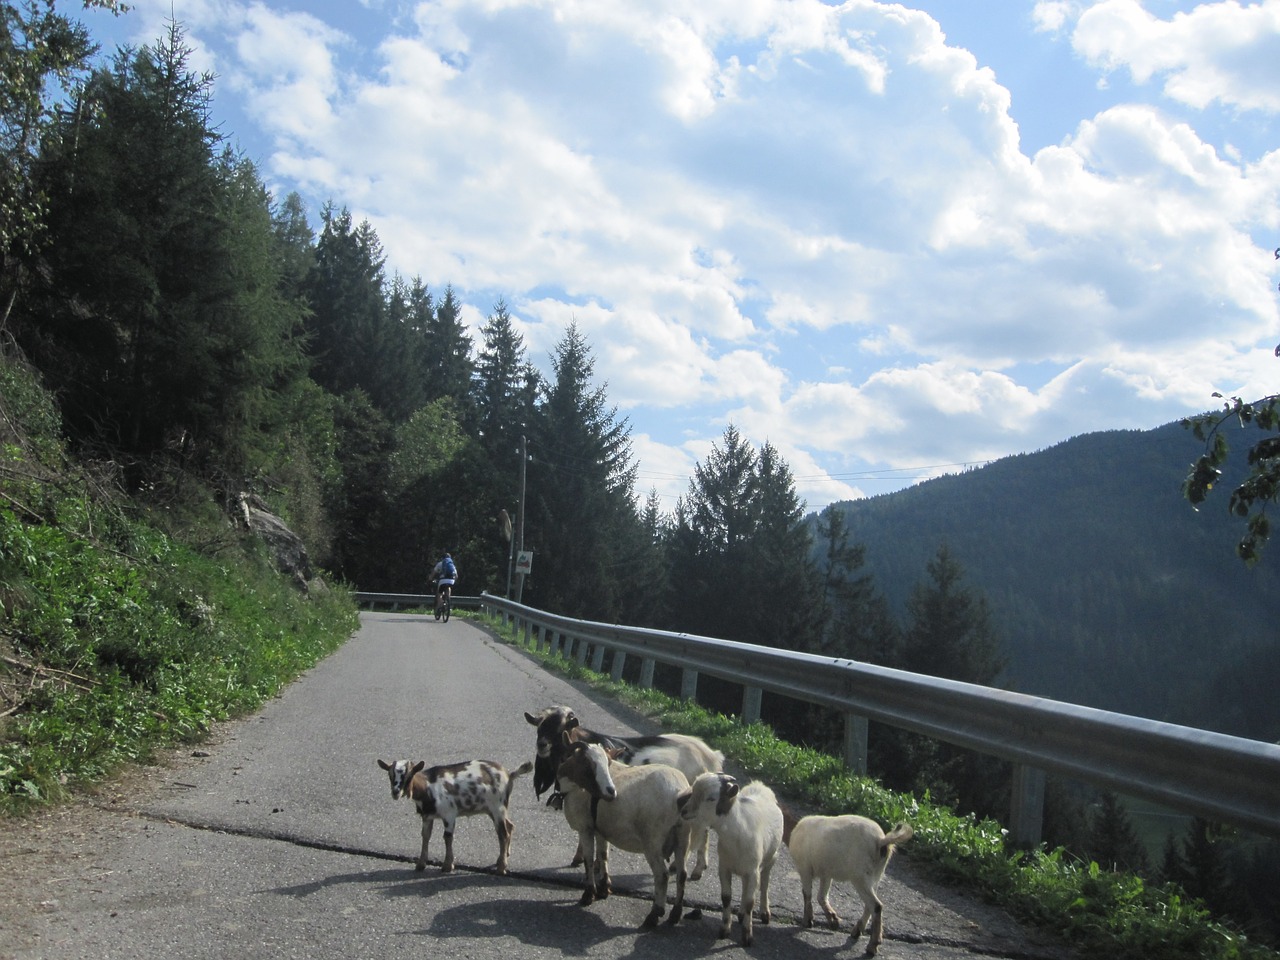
[6,613,1078,960]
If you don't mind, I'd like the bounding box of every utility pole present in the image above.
[515,434,528,603]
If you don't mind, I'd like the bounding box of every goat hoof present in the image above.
[665,907,682,926]
[641,910,663,929]
[440,863,455,874]
[578,891,596,906]
[414,862,426,873]
[760,911,771,925]
[685,907,703,921]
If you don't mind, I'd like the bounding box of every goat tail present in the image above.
[881,822,914,854]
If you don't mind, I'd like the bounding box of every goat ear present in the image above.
[715,776,740,816]
[565,712,580,730]
[561,730,574,748]
[377,759,392,770]
[606,746,625,761]
[676,789,692,812]
[410,761,426,776]
[525,711,540,725]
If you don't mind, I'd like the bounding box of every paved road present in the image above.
[5,613,1077,960]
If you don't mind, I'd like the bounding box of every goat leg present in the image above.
[441,825,456,873]
[416,818,434,872]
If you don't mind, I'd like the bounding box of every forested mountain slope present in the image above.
[827,421,1280,741]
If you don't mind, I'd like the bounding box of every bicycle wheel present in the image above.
[441,596,451,623]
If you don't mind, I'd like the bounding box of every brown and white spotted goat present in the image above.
[377,757,534,874]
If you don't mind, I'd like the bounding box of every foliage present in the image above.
[1,0,122,302]
[524,322,639,619]
[668,425,822,653]
[485,611,1279,960]
[1183,394,1280,566]
[0,352,357,811]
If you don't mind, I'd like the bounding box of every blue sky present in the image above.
[79,0,1280,511]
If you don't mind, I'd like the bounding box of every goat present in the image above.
[525,704,723,878]
[377,757,533,875]
[554,737,691,929]
[787,814,914,956]
[676,772,784,947]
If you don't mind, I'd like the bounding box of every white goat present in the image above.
[787,814,914,956]
[555,738,691,929]
[525,704,723,879]
[676,772,784,947]
[377,757,533,875]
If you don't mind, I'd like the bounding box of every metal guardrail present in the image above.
[355,592,481,611]
[470,592,1280,847]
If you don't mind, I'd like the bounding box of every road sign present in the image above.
[515,550,533,574]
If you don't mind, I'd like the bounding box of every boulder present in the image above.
[238,493,314,591]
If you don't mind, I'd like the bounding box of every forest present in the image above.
[2,4,1276,945]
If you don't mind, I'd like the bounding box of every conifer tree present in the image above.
[423,284,474,410]
[1084,791,1149,873]
[1,0,117,321]
[26,22,306,488]
[526,322,637,618]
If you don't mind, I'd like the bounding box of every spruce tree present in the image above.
[1085,791,1149,873]
[526,322,637,619]
[26,22,306,489]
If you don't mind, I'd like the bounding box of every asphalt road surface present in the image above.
[2,612,1078,960]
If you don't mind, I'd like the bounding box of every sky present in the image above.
[78,0,1280,513]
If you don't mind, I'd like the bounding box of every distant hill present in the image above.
[824,420,1280,742]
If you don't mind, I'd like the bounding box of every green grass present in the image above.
[482,610,1279,960]
[0,505,358,809]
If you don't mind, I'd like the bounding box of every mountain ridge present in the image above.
[824,420,1280,742]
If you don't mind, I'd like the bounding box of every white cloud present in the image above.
[1067,0,1280,112]
[82,0,1280,513]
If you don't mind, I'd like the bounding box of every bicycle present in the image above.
[434,584,451,622]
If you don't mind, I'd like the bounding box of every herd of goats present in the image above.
[377,704,913,955]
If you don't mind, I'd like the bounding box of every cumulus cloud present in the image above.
[1052,0,1280,112]
[83,0,1280,511]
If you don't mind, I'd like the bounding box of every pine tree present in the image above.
[526,322,638,618]
[668,426,820,650]
[1085,791,1149,873]
[903,544,1006,684]
[423,284,474,410]
[1,0,112,319]
[24,22,307,489]
[813,503,899,664]
[894,544,1009,817]
[471,298,540,589]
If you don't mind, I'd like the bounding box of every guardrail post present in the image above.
[681,668,698,702]
[639,658,655,689]
[1010,764,1046,848]
[611,651,627,681]
[742,686,762,724]
[590,644,606,673]
[522,619,532,647]
[843,713,868,775]
[576,639,589,666]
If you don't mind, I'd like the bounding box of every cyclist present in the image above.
[431,552,458,619]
